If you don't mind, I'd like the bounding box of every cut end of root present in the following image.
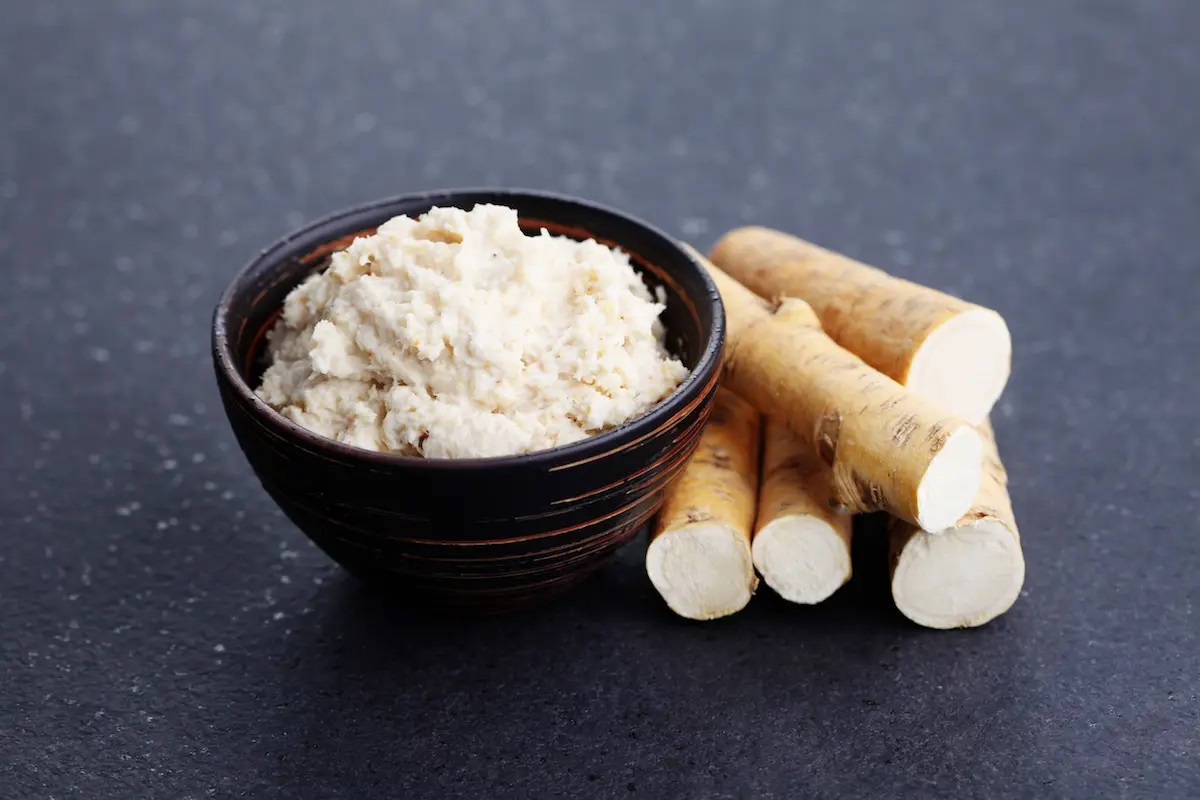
[907,308,1012,425]
[892,519,1024,629]
[646,523,756,620]
[915,425,984,532]
[752,516,851,604]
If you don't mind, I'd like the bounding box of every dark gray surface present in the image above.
[2,0,1197,797]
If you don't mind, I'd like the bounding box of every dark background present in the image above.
[2,1,1197,797]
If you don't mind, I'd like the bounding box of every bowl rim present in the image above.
[212,188,725,472]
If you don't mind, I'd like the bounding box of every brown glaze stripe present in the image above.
[322,432,686,523]
[270,476,658,547]
[473,442,688,524]
[547,405,710,505]
[632,443,695,493]
[311,512,653,579]
[268,496,430,527]
[255,473,431,525]
[411,518,652,579]
[371,498,659,565]
[394,525,644,567]
[283,484,657,561]
[458,515,652,567]
[329,524,644,588]
[394,489,653,546]
[548,365,719,474]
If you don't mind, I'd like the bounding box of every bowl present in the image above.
[211,189,725,611]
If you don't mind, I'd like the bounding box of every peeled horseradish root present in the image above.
[752,420,853,604]
[691,248,983,533]
[888,422,1025,629]
[709,226,1011,425]
[646,388,761,620]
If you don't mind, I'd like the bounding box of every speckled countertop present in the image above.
[2,1,1197,797]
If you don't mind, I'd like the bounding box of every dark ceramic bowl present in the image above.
[212,189,724,611]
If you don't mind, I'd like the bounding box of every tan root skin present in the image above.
[752,420,853,604]
[696,251,983,531]
[889,422,1025,629]
[647,388,761,620]
[709,227,1011,424]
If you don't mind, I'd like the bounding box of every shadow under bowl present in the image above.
[212,189,724,612]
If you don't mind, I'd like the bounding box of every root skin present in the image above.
[648,388,761,620]
[709,227,1011,423]
[753,420,853,603]
[889,422,1025,629]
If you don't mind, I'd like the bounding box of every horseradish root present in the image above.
[889,422,1024,629]
[647,388,761,620]
[682,243,772,335]
[695,253,983,532]
[753,420,853,604]
[709,227,1011,424]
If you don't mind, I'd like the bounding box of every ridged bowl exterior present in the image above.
[212,190,724,611]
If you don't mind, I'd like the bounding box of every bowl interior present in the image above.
[219,190,723,464]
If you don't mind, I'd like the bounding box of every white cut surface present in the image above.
[907,308,1011,425]
[752,516,851,604]
[915,425,983,532]
[257,204,688,458]
[646,523,755,620]
[891,519,1025,629]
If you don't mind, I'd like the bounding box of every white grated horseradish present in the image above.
[256,204,689,458]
